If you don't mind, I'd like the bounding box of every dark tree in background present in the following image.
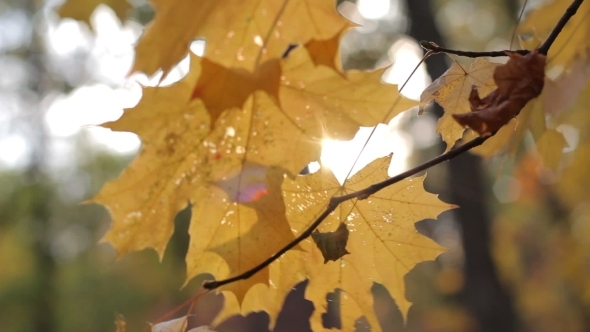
[405,1,517,331]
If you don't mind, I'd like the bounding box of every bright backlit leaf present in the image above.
[132,0,351,77]
[96,32,420,325]
[93,66,210,258]
[186,166,297,307]
[282,155,456,328]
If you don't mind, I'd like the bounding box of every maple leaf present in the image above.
[132,0,351,77]
[282,155,456,328]
[420,58,499,150]
[95,42,418,314]
[213,250,309,328]
[97,6,419,323]
[279,47,420,139]
[190,45,418,174]
[57,0,131,26]
[468,70,582,163]
[185,165,298,307]
[93,65,210,258]
[452,50,546,136]
[520,0,590,71]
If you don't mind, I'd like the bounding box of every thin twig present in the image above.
[510,0,529,50]
[419,40,529,58]
[203,0,585,292]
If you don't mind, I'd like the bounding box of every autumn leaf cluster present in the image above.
[56,0,590,330]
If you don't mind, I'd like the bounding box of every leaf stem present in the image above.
[203,0,586,292]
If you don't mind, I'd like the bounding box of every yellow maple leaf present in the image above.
[420,58,499,150]
[186,166,298,309]
[520,0,590,71]
[93,66,210,257]
[281,155,456,328]
[57,0,131,26]
[132,0,351,77]
[213,250,309,328]
[279,47,420,140]
[189,46,418,174]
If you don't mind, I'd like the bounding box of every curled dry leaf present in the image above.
[311,222,351,263]
[420,58,499,150]
[453,50,546,136]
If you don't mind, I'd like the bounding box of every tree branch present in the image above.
[538,0,584,55]
[420,0,584,59]
[419,41,529,58]
[203,0,585,292]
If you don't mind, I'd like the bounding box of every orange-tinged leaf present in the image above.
[420,58,499,150]
[282,155,456,327]
[303,28,347,72]
[132,0,351,76]
[58,0,131,26]
[520,0,590,71]
[191,58,281,123]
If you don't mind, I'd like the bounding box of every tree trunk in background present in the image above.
[404,1,517,331]
[22,0,57,331]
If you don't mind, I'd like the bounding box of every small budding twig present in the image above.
[203,0,586,292]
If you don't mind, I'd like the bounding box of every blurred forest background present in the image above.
[1,0,589,331]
